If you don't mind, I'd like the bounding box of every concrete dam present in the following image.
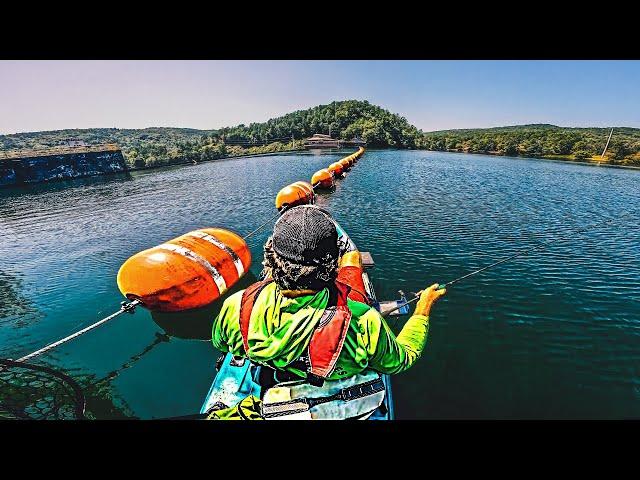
[0,144,128,187]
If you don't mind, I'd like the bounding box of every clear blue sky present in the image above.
[1,60,638,135]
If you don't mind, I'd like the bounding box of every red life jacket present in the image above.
[336,264,369,305]
[239,279,352,384]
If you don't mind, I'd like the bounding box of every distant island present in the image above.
[1,100,639,172]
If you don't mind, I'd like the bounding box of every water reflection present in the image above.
[2,150,639,419]
[150,272,258,340]
[0,270,42,327]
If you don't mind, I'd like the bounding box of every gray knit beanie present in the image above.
[262,206,340,290]
[272,205,339,266]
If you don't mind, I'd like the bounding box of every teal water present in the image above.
[1,150,639,419]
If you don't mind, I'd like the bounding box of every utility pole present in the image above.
[601,128,614,159]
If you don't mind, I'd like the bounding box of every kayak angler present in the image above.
[208,205,446,419]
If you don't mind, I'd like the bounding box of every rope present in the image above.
[382,211,638,318]
[14,300,141,363]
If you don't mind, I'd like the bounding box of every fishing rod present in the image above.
[382,212,636,318]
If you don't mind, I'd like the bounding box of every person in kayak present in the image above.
[211,205,446,387]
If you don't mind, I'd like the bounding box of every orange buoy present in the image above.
[275,181,315,211]
[328,162,344,177]
[117,228,251,312]
[339,158,351,171]
[311,168,334,189]
[294,180,314,195]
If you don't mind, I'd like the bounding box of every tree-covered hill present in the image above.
[215,100,422,148]
[2,101,639,169]
[0,101,422,169]
[421,124,640,165]
[0,127,221,169]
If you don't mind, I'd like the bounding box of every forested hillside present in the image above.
[421,125,640,165]
[0,101,421,169]
[215,100,422,148]
[2,102,639,169]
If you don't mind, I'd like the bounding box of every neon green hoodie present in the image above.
[212,282,430,380]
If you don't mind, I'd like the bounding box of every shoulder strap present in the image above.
[239,279,273,353]
[307,281,352,379]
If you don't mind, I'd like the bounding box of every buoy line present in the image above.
[9,147,366,363]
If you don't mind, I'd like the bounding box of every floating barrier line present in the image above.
[9,148,365,363]
[243,148,364,241]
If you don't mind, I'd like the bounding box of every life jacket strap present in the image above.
[239,279,274,353]
[306,281,352,379]
[239,280,352,385]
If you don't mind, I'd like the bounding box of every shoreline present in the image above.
[4,147,638,189]
[0,147,359,188]
[122,146,366,174]
[424,149,640,172]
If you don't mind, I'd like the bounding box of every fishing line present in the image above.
[241,210,284,241]
[382,210,638,318]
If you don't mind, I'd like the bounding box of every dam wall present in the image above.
[0,147,127,186]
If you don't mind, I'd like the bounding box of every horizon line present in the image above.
[0,122,632,137]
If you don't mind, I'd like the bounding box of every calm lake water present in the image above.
[1,150,639,419]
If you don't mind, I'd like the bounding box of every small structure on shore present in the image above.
[304,134,367,149]
[304,133,342,149]
[343,136,366,147]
